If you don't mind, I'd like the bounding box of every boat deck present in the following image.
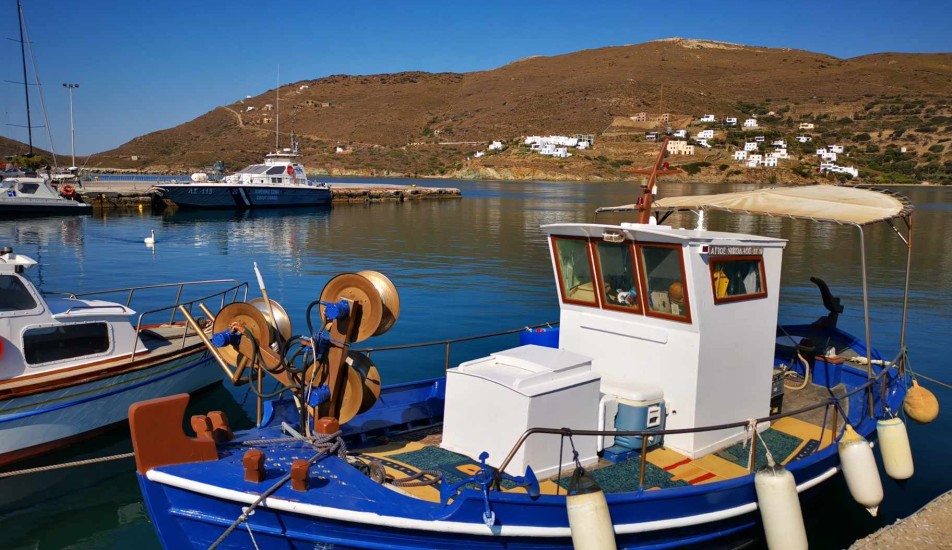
[353,377,843,503]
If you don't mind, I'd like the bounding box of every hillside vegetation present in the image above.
[4,39,951,183]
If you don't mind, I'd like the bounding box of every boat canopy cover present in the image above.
[597,185,913,226]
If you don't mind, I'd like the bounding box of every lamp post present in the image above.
[62,83,79,169]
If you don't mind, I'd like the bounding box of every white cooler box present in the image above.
[441,345,601,478]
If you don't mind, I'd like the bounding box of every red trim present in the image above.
[592,240,644,314]
[550,236,599,307]
[689,472,717,484]
[709,255,768,304]
[663,457,693,471]
[637,243,692,324]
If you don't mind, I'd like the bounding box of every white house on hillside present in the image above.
[744,142,759,152]
[700,114,715,123]
[828,145,844,154]
[796,136,813,143]
[799,122,815,130]
[724,117,737,126]
[667,140,695,155]
[697,129,714,139]
[489,141,504,151]
[695,138,711,148]
[673,129,687,138]
[734,150,748,161]
[754,136,765,143]
[763,157,779,167]
[743,118,758,128]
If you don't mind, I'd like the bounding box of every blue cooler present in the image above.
[606,383,665,455]
[519,327,559,349]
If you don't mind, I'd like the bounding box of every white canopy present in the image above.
[597,185,913,226]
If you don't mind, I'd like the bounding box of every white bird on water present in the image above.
[144,229,155,245]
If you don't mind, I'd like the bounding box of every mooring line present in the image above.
[0,452,135,478]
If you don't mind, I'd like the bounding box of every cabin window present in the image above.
[594,241,641,311]
[552,237,597,305]
[266,166,286,175]
[23,323,110,365]
[0,275,38,311]
[711,256,766,303]
[639,244,691,321]
[17,182,40,194]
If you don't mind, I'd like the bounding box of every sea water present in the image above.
[0,180,949,549]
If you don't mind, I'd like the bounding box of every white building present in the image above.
[763,157,779,167]
[821,152,838,162]
[697,129,714,140]
[673,129,687,138]
[724,117,737,126]
[772,148,789,159]
[749,154,763,164]
[771,140,786,148]
[828,145,844,154]
[799,122,815,130]
[796,136,812,143]
[645,132,659,142]
[733,150,748,161]
[700,114,715,123]
[746,158,761,168]
[666,140,695,155]
[473,151,485,158]
[816,148,828,156]
[754,136,765,143]
[744,142,759,152]
[695,139,711,148]
[489,141,505,151]
[743,118,758,128]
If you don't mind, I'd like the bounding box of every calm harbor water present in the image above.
[1,180,949,549]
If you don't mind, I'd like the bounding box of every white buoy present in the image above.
[838,425,883,516]
[566,468,616,550]
[144,229,155,245]
[755,463,808,550]
[877,417,914,480]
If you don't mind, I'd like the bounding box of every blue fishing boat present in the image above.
[129,148,926,548]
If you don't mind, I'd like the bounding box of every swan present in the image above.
[144,229,155,245]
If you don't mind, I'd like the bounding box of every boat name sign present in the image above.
[708,246,764,256]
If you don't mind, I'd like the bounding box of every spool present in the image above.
[347,351,382,414]
[248,297,293,343]
[837,425,883,516]
[755,463,808,550]
[212,302,272,367]
[319,272,398,343]
[877,417,914,480]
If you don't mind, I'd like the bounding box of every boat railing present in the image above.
[353,321,560,371]
[493,350,899,491]
[56,280,248,361]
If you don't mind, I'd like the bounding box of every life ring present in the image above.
[61,184,75,196]
[286,165,294,176]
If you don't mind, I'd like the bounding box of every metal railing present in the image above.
[56,280,249,362]
[353,321,560,371]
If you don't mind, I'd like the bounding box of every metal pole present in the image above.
[17,0,33,155]
[63,83,79,167]
[857,225,875,418]
[897,216,914,377]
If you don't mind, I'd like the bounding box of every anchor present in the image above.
[439,451,541,527]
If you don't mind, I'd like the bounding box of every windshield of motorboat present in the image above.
[235,164,270,175]
[17,182,41,194]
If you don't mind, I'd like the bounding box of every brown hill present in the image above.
[67,39,952,181]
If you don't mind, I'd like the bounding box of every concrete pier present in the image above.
[75,181,461,209]
[849,490,952,549]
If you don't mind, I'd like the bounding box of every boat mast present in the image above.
[16,0,34,156]
[275,67,280,151]
[630,137,681,224]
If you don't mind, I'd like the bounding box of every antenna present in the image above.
[16,0,33,156]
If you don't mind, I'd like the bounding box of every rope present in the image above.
[908,371,952,391]
[389,469,443,487]
[0,451,134,478]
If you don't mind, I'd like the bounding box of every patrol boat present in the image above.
[129,147,922,548]
[154,146,331,209]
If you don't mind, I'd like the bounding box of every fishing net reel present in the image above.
[206,271,398,429]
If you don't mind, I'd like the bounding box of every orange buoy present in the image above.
[61,184,75,196]
[903,379,939,424]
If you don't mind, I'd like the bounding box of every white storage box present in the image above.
[441,345,601,478]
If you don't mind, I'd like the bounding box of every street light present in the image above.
[62,83,79,169]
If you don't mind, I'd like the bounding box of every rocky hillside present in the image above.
[9,38,952,183]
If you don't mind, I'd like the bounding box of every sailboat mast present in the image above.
[17,0,34,156]
[275,68,280,151]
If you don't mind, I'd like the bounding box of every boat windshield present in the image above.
[235,165,270,175]
[17,182,40,194]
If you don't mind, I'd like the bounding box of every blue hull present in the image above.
[136,328,908,549]
[157,184,331,209]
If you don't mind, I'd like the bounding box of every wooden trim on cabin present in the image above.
[0,341,208,401]
[592,240,644,314]
[550,236,600,307]
[709,255,768,305]
[636,242,692,324]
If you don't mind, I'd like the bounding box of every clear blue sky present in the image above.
[2,0,949,158]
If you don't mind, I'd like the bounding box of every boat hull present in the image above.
[0,353,220,466]
[0,200,91,216]
[157,184,331,209]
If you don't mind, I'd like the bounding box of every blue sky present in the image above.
[2,0,949,158]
